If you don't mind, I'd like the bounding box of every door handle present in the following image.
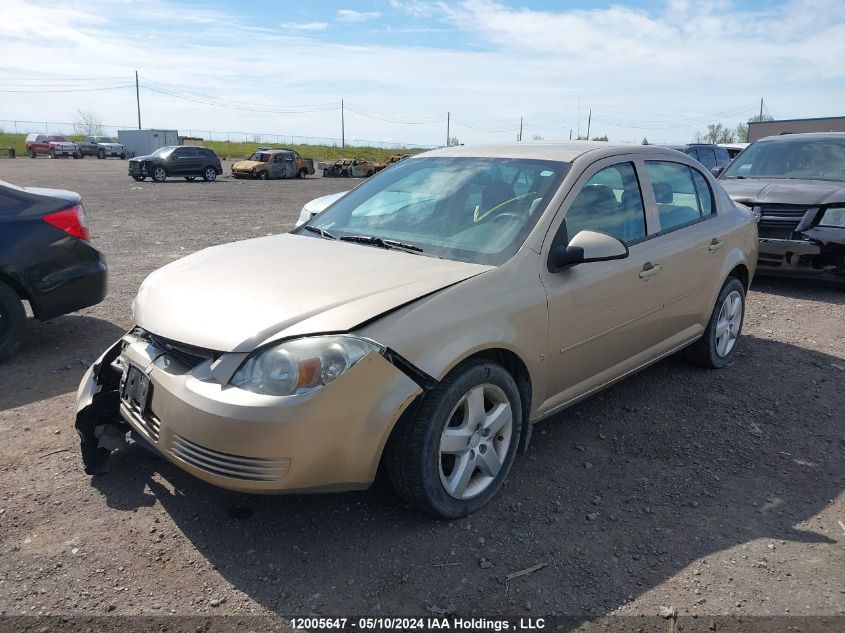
[707,238,724,252]
[638,262,662,279]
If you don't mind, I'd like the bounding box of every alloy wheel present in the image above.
[438,383,513,500]
[715,289,742,357]
[204,168,217,181]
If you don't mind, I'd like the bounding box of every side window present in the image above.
[563,162,646,245]
[714,147,731,167]
[645,161,710,231]
[690,168,714,215]
[696,148,717,170]
[687,148,699,161]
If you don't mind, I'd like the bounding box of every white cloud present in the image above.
[336,9,382,23]
[0,0,842,146]
[279,21,329,32]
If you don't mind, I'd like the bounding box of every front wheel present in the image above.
[120,153,126,160]
[49,149,56,159]
[684,277,746,368]
[27,148,36,158]
[151,166,167,183]
[202,167,217,182]
[386,359,522,518]
[73,152,81,159]
[97,149,105,159]
[257,170,269,180]
[0,282,26,363]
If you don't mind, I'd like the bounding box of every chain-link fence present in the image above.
[0,120,436,152]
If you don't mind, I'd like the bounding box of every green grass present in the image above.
[0,131,425,162]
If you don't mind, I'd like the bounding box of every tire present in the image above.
[297,169,307,179]
[27,148,36,158]
[257,171,269,181]
[0,282,26,363]
[73,152,81,159]
[120,153,126,160]
[132,176,145,182]
[386,359,522,518]
[49,149,56,159]
[151,166,167,183]
[97,148,105,159]
[367,169,374,177]
[202,167,217,182]
[323,168,329,177]
[684,277,746,369]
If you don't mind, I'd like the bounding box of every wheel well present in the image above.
[378,347,534,482]
[0,271,30,303]
[728,264,749,291]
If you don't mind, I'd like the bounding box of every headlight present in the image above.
[231,335,384,396]
[820,207,845,227]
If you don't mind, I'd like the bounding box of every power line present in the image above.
[0,85,134,93]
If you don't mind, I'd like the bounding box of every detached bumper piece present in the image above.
[74,341,127,475]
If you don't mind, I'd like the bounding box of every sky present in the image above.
[1,0,843,146]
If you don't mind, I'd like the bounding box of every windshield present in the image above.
[151,146,176,157]
[722,137,845,181]
[248,152,271,162]
[47,135,68,142]
[95,136,115,143]
[300,156,568,265]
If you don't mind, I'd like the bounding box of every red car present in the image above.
[25,133,81,159]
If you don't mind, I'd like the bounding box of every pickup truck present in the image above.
[78,136,126,159]
[25,134,81,159]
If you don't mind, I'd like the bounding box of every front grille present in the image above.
[757,204,809,240]
[131,327,215,371]
[170,434,290,482]
[122,405,161,442]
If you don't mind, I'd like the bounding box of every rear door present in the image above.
[540,157,666,411]
[639,160,727,353]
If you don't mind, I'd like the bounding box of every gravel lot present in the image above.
[0,158,843,626]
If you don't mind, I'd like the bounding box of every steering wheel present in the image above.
[490,212,522,223]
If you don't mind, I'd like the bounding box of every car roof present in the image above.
[418,141,692,163]
[753,132,845,143]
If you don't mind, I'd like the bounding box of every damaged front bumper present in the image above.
[74,331,423,493]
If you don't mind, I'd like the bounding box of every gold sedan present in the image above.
[76,142,757,518]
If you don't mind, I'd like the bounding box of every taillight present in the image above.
[43,204,90,241]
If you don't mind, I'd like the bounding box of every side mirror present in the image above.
[711,166,724,178]
[548,230,629,272]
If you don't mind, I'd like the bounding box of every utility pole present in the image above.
[759,97,764,120]
[446,111,450,147]
[135,70,141,129]
[341,99,345,149]
[586,109,591,139]
[518,116,523,141]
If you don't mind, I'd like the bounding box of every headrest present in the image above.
[576,184,617,209]
[482,181,516,210]
[652,182,674,204]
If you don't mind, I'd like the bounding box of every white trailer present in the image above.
[117,129,179,158]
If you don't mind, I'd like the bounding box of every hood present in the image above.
[720,178,845,206]
[133,233,490,352]
[232,159,264,170]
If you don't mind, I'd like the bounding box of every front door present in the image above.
[539,158,666,413]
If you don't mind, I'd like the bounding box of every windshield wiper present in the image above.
[302,225,337,240]
[339,234,424,253]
